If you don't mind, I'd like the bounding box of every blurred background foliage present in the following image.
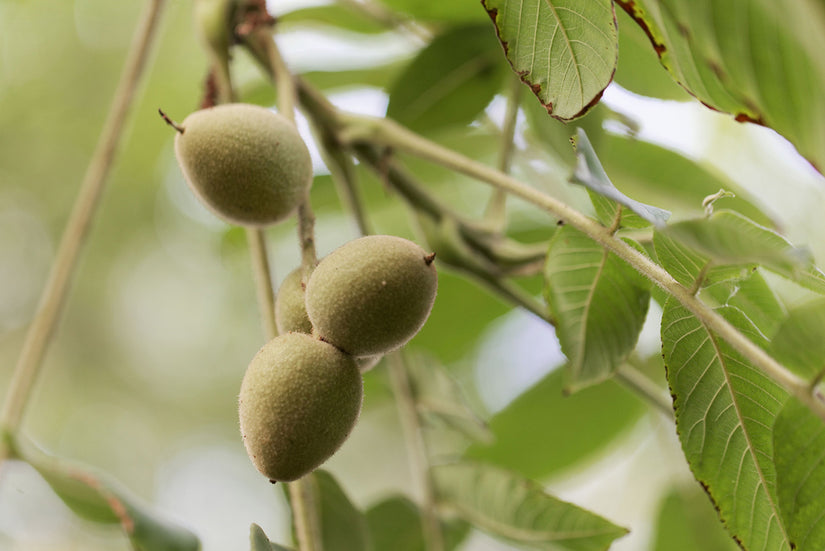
[2,0,825,550]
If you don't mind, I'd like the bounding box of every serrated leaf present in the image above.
[16,438,200,551]
[465,368,645,480]
[663,210,812,280]
[365,496,469,551]
[651,485,739,551]
[616,1,825,172]
[652,229,754,289]
[250,524,293,551]
[661,299,791,550]
[774,398,825,550]
[572,128,671,227]
[770,298,825,381]
[304,470,372,551]
[386,24,505,133]
[406,353,492,443]
[544,226,650,391]
[482,0,618,121]
[433,462,627,551]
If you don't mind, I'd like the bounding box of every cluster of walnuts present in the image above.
[170,103,438,482]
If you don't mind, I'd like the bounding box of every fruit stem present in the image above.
[387,352,445,551]
[158,108,185,133]
[0,0,168,470]
[246,228,278,339]
[483,73,521,229]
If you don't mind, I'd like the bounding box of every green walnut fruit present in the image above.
[305,235,437,357]
[239,332,363,482]
[174,103,312,227]
[275,267,313,335]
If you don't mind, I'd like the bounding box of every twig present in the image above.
[614,364,674,420]
[246,228,278,339]
[483,74,522,227]
[0,0,168,468]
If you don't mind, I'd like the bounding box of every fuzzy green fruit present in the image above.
[239,332,363,482]
[305,235,437,357]
[275,267,313,334]
[174,103,312,227]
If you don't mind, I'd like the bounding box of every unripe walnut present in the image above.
[173,103,312,227]
[275,267,313,335]
[238,333,363,482]
[305,235,438,357]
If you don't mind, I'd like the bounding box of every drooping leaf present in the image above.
[544,225,651,391]
[613,6,688,100]
[15,437,200,551]
[465,368,645,480]
[598,133,775,226]
[770,298,825,381]
[365,495,469,551]
[651,485,739,551]
[304,470,372,551]
[386,24,505,133]
[572,128,671,228]
[433,462,627,550]
[661,299,791,550]
[482,0,618,120]
[250,524,293,551]
[405,352,492,443]
[616,0,825,172]
[773,398,825,550]
[663,210,813,280]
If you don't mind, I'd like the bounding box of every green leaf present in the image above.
[651,485,739,551]
[465,368,645,480]
[544,226,651,391]
[770,298,825,381]
[523,95,607,166]
[572,128,671,228]
[379,0,489,22]
[16,438,200,551]
[613,6,688,100]
[405,352,492,443]
[663,210,812,279]
[305,470,372,551]
[482,0,618,120]
[432,462,628,550]
[652,229,754,289]
[661,299,791,550]
[598,134,775,226]
[250,524,293,551]
[365,496,469,551]
[386,24,505,133]
[774,398,825,550]
[616,1,825,172]
[705,269,786,338]
[279,4,388,34]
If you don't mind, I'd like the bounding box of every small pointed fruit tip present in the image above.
[424,252,436,266]
[158,108,184,134]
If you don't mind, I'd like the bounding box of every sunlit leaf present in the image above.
[250,524,293,551]
[433,462,627,550]
[663,210,812,279]
[16,438,200,551]
[770,298,825,381]
[651,485,739,551]
[661,299,791,550]
[774,398,825,550]
[387,24,505,133]
[653,229,753,289]
[616,1,825,172]
[572,128,671,227]
[482,0,618,120]
[365,495,469,551]
[544,226,651,391]
[465,368,645,480]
